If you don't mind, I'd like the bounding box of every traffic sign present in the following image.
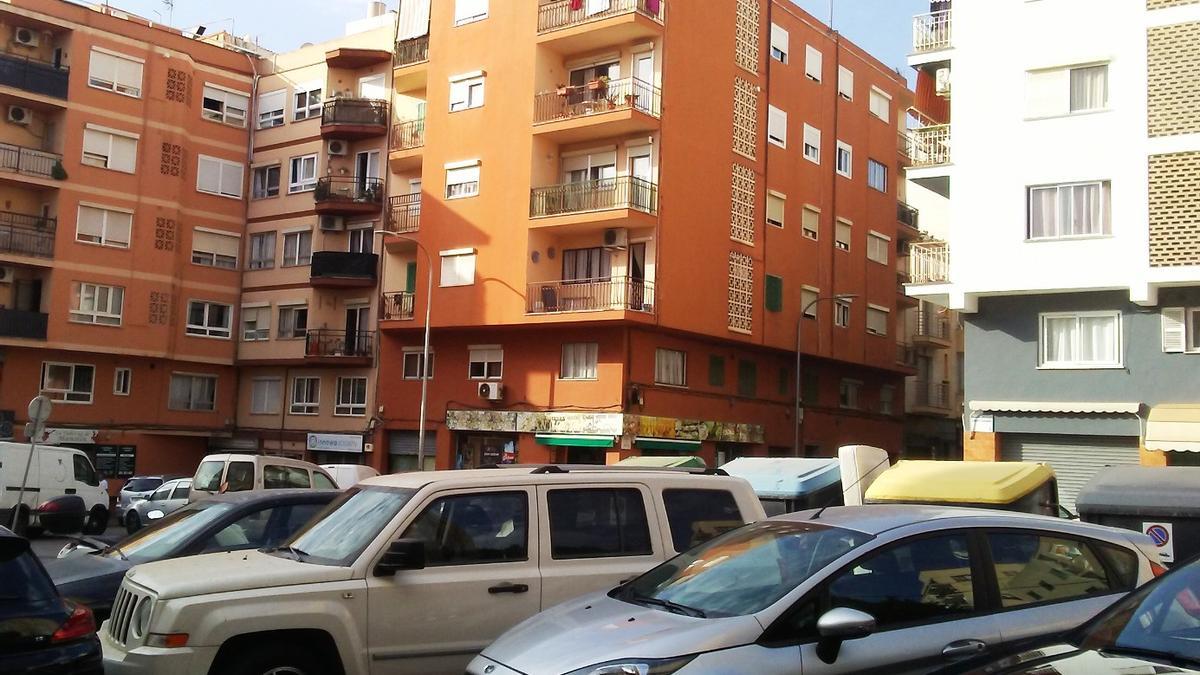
[27,395,52,424]
[1143,522,1175,563]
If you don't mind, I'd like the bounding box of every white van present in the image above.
[320,463,380,488]
[188,453,337,501]
[0,442,109,535]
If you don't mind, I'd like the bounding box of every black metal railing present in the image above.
[0,52,69,99]
[914,380,951,409]
[382,291,415,320]
[321,98,389,128]
[897,201,919,229]
[0,211,55,258]
[538,0,665,33]
[305,329,375,359]
[391,119,425,151]
[534,77,662,124]
[314,177,385,207]
[310,251,379,282]
[0,143,61,178]
[395,35,430,67]
[0,308,48,339]
[530,176,658,218]
[527,278,655,314]
[388,194,421,234]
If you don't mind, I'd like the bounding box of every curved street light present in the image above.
[794,293,859,456]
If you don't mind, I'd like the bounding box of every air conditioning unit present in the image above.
[0,266,15,283]
[478,382,504,401]
[603,227,628,249]
[935,67,951,97]
[7,106,31,126]
[318,215,345,232]
[327,140,348,156]
[14,28,38,48]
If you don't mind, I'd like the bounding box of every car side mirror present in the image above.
[373,539,425,577]
[816,608,876,664]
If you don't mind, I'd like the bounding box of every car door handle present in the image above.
[942,640,988,659]
[488,583,529,595]
[65,488,76,494]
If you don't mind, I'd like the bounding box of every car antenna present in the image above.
[811,455,892,520]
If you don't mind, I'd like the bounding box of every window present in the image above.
[869,87,891,122]
[867,159,888,192]
[82,126,138,173]
[708,355,726,387]
[263,466,311,490]
[313,473,337,490]
[548,489,652,559]
[1163,307,1200,354]
[290,377,320,415]
[835,219,851,251]
[440,249,476,287]
[41,363,95,403]
[1039,311,1121,368]
[282,231,313,267]
[257,89,286,128]
[348,227,373,255]
[802,287,819,318]
[454,0,489,25]
[804,45,822,81]
[1070,64,1109,113]
[88,49,142,97]
[70,282,124,326]
[655,348,687,386]
[224,461,254,492]
[839,379,861,408]
[73,455,98,487]
[196,504,314,553]
[192,230,239,269]
[1027,181,1111,239]
[767,105,787,148]
[288,154,318,193]
[242,306,270,341]
[250,378,282,415]
[114,367,131,396]
[196,155,243,198]
[838,65,854,100]
[403,348,435,380]
[335,377,368,416]
[76,205,132,248]
[867,231,890,264]
[834,299,851,327]
[186,301,232,339]
[1026,63,1109,118]
[765,275,783,313]
[469,346,503,380]
[802,207,819,240]
[278,305,308,339]
[293,84,322,121]
[803,124,820,164]
[879,385,894,415]
[987,532,1122,608]
[561,343,598,380]
[867,306,889,336]
[737,359,757,397]
[201,84,249,127]
[168,374,217,412]
[445,163,480,198]
[403,491,528,567]
[249,232,276,270]
[827,534,974,629]
[252,165,280,199]
[662,489,742,553]
[766,192,785,228]
[770,24,788,63]
[562,247,611,282]
[836,141,852,178]
[449,74,485,111]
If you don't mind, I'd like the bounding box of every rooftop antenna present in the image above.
[162,0,174,26]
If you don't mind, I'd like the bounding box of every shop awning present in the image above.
[970,400,1140,415]
[534,433,614,448]
[633,437,702,452]
[618,455,707,468]
[1146,405,1200,453]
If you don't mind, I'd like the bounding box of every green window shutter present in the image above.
[765,275,783,312]
[737,360,757,397]
[778,367,790,396]
[405,262,418,292]
[708,355,726,387]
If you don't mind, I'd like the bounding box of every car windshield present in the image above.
[193,461,224,492]
[124,478,163,492]
[284,486,417,567]
[103,502,230,563]
[1077,562,1200,667]
[0,547,56,603]
[618,520,873,618]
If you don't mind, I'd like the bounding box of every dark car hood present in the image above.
[43,554,131,614]
[973,643,1200,674]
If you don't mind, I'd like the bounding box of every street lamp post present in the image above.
[794,293,858,457]
[375,230,433,470]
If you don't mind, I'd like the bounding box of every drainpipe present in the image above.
[237,50,260,449]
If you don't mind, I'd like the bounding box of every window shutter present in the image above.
[770,24,789,58]
[115,57,143,93]
[76,206,105,240]
[89,51,117,84]
[768,105,787,145]
[805,45,823,81]
[195,230,240,259]
[1162,307,1186,353]
[111,134,137,172]
[258,89,285,113]
[765,275,783,312]
[838,66,854,98]
[766,193,785,226]
[220,161,243,197]
[198,157,220,192]
[449,80,468,108]
[82,129,108,158]
[107,211,132,246]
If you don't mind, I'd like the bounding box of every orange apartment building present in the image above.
[375,0,916,472]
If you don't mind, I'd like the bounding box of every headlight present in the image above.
[147,510,165,520]
[565,656,696,675]
[131,497,148,503]
[131,597,153,639]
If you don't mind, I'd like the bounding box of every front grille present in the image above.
[107,584,145,646]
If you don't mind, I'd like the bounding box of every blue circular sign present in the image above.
[1147,524,1170,547]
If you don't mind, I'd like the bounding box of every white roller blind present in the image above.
[440,252,476,287]
[89,50,143,96]
[220,162,243,197]
[76,206,105,239]
[770,24,789,59]
[768,105,787,146]
[446,165,480,186]
[805,45,823,81]
[107,211,132,245]
[766,193,785,226]
[194,230,240,258]
[869,88,890,121]
[82,129,109,157]
[258,89,285,115]
[454,0,487,24]
[115,58,143,94]
[1026,68,1069,118]
[1163,308,1186,353]
[198,157,221,193]
[110,134,137,173]
[838,66,854,99]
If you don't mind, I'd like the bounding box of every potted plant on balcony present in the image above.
[587,75,609,93]
[556,83,570,96]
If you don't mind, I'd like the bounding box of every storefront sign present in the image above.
[94,446,137,479]
[306,433,364,454]
[39,428,99,445]
[635,416,764,444]
[445,410,624,436]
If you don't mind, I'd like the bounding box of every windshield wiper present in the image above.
[106,545,129,562]
[1100,646,1200,669]
[630,593,707,618]
[268,545,309,562]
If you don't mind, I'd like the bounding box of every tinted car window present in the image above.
[264,465,310,489]
[662,489,743,552]
[224,461,254,492]
[73,454,98,486]
[548,488,652,559]
[0,547,57,603]
[193,461,224,491]
[1078,562,1200,662]
[150,485,172,502]
[124,478,163,492]
[403,492,528,566]
[313,472,337,490]
[988,532,1115,608]
[197,506,281,553]
[1096,542,1140,590]
[170,483,192,500]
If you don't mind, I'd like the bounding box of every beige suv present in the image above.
[101,466,765,675]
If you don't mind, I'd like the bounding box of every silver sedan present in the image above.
[124,478,191,533]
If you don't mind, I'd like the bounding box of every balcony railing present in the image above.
[395,35,430,67]
[527,277,655,314]
[314,177,384,207]
[310,251,379,283]
[897,201,919,229]
[305,329,375,360]
[534,77,662,124]
[538,0,665,33]
[0,52,69,99]
[391,119,425,151]
[0,308,47,340]
[382,291,415,320]
[896,342,917,368]
[531,176,658,218]
[0,211,55,258]
[388,194,421,234]
[913,10,951,53]
[909,241,949,284]
[906,124,950,167]
[917,308,951,341]
[913,380,951,410]
[0,143,61,178]
[321,98,389,128]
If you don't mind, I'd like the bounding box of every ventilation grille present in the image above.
[733,77,758,160]
[1148,21,1200,137]
[734,0,761,74]
[1150,151,1200,267]
[731,163,756,245]
[728,251,754,334]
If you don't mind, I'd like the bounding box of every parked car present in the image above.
[0,442,110,536]
[0,526,103,674]
[115,475,185,522]
[468,505,1163,675]
[100,466,765,674]
[320,463,380,488]
[189,453,337,501]
[48,489,337,624]
[124,478,191,533]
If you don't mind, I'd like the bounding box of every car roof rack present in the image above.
[476,463,728,476]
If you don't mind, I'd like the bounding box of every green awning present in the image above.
[618,455,707,468]
[633,437,702,452]
[534,433,615,448]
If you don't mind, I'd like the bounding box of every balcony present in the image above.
[915,308,952,347]
[905,124,950,168]
[0,143,62,180]
[389,119,425,171]
[530,176,658,231]
[912,379,952,412]
[912,10,951,54]
[0,308,47,340]
[908,241,949,285]
[537,0,665,53]
[314,177,384,216]
[395,35,430,68]
[320,98,389,139]
[382,291,415,321]
[527,277,655,315]
[309,251,379,288]
[896,201,920,241]
[0,52,69,100]
[896,342,917,369]
[305,329,375,365]
[387,194,421,234]
[533,78,661,144]
[0,211,55,259]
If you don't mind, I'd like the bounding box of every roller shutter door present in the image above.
[1000,435,1140,514]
